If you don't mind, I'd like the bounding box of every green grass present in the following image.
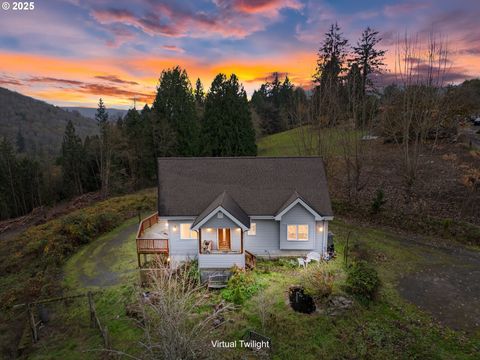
[0,189,156,357]
[64,217,139,289]
[257,126,361,156]
[218,219,480,359]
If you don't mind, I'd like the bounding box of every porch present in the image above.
[197,227,256,269]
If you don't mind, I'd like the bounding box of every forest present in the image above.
[1,23,480,221]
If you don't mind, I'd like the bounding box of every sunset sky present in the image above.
[0,0,479,109]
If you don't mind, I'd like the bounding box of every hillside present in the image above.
[258,126,480,234]
[0,87,98,158]
[62,106,128,120]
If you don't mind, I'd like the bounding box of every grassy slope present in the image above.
[0,189,156,357]
[257,126,356,156]
[30,219,142,359]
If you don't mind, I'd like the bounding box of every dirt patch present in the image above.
[397,239,480,332]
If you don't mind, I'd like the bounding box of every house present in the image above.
[136,157,333,277]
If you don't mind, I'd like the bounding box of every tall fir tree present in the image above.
[314,22,349,88]
[152,66,199,156]
[95,98,112,198]
[313,22,349,126]
[194,78,205,106]
[60,120,85,196]
[202,74,257,156]
[353,27,386,95]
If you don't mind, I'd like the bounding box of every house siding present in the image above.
[244,219,279,255]
[167,220,198,258]
[279,203,316,250]
[198,254,245,268]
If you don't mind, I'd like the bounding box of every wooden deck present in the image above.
[136,212,168,267]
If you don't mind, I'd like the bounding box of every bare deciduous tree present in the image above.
[380,33,450,203]
[129,262,231,360]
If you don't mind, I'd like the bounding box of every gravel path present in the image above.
[397,238,480,332]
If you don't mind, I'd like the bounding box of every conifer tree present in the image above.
[353,27,386,95]
[152,66,199,156]
[95,98,111,198]
[202,74,257,156]
[60,120,85,196]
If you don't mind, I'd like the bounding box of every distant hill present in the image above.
[62,107,129,120]
[0,87,98,159]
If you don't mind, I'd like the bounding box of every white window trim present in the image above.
[287,224,309,241]
[247,223,256,236]
[180,223,197,240]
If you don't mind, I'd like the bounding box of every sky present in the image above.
[0,0,479,109]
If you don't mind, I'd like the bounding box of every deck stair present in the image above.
[207,274,229,289]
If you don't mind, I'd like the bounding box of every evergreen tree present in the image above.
[250,74,296,135]
[313,22,349,126]
[353,27,386,95]
[60,120,85,196]
[95,98,112,198]
[152,66,199,156]
[202,74,257,156]
[314,22,349,87]
[194,78,205,106]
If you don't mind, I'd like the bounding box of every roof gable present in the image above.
[274,191,324,220]
[191,191,250,230]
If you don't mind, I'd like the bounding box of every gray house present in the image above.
[136,157,333,271]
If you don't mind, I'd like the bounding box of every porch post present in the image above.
[198,229,202,254]
[240,229,244,253]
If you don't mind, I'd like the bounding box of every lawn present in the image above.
[257,126,361,156]
[24,217,479,359]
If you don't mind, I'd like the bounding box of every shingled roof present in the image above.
[157,157,333,217]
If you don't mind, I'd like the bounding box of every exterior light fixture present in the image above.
[167,257,171,262]
[172,226,177,232]
[318,226,324,232]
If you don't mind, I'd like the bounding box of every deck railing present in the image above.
[136,212,159,239]
[245,250,257,269]
[136,238,169,253]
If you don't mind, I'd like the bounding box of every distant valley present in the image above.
[0,88,129,159]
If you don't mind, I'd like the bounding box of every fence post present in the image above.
[103,326,110,349]
[87,291,95,328]
[27,304,38,342]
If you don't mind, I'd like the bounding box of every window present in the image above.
[247,223,256,236]
[180,223,197,239]
[287,224,309,241]
[298,225,308,240]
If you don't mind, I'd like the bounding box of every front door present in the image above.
[217,228,231,251]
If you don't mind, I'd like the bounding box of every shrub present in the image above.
[301,265,335,301]
[222,267,260,305]
[346,261,380,301]
[277,258,297,268]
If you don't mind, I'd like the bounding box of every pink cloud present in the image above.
[161,45,185,53]
[91,0,303,40]
[218,0,303,15]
